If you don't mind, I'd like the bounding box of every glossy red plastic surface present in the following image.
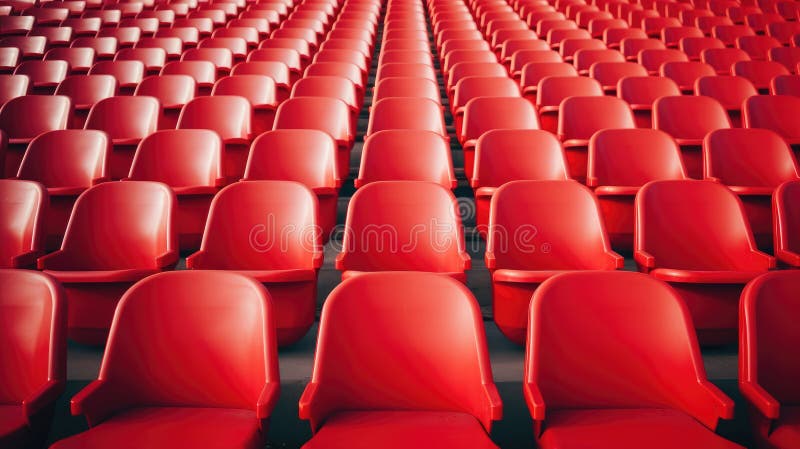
[299,271,501,447]
[88,61,145,93]
[526,271,741,449]
[0,95,71,177]
[186,181,321,346]
[0,269,66,449]
[487,180,623,343]
[0,180,46,268]
[743,95,800,148]
[734,60,790,93]
[337,181,470,282]
[38,181,177,344]
[537,76,602,133]
[357,130,456,189]
[0,74,27,106]
[774,180,800,267]
[635,180,774,344]
[50,270,278,449]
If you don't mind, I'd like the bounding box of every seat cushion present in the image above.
[768,406,800,449]
[0,405,28,447]
[302,411,499,449]
[539,408,744,449]
[51,407,262,449]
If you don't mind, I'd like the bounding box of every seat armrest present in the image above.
[484,382,503,421]
[71,380,121,427]
[155,250,179,268]
[37,250,66,270]
[484,250,496,270]
[22,380,64,425]
[740,381,781,420]
[524,381,546,422]
[298,381,318,421]
[634,249,655,271]
[256,382,280,420]
[185,250,203,268]
[11,250,42,268]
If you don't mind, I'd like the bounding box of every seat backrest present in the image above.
[160,61,217,86]
[588,61,647,88]
[177,95,251,141]
[463,97,540,142]
[638,48,689,73]
[243,129,338,187]
[636,180,760,269]
[743,95,800,140]
[128,129,223,187]
[527,271,722,426]
[488,180,614,270]
[233,61,291,86]
[55,75,117,108]
[558,96,635,141]
[0,180,46,267]
[58,181,175,269]
[99,271,277,411]
[134,75,196,109]
[85,96,160,140]
[774,180,800,261]
[306,271,497,431]
[588,129,686,187]
[660,61,716,90]
[0,269,65,403]
[733,60,790,90]
[704,128,799,186]
[453,76,521,111]
[197,180,320,269]
[19,130,108,187]
[358,130,455,189]
[273,97,352,142]
[473,129,568,187]
[367,97,446,137]
[0,74,28,106]
[617,76,680,107]
[373,77,440,103]
[701,47,751,74]
[741,271,800,405]
[654,95,731,140]
[88,61,145,87]
[339,181,467,273]
[291,76,357,109]
[0,95,71,140]
[212,75,277,108]
[537,76,602,108]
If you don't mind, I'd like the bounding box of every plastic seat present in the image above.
[694,75,757,128]
[185,181,320,346]
[227,18,270,39]
[525,271,744,449]
[712,24,755,46]
[639,48,690,74]
[547,28,592,49]
[85,96,160,180]
[38,181,177,344]
[181,48,234,77]
[587,129,687,250]
[337,181,469,281]
[45,47,95,74]
[487,180,623,343]
[13,60,69,95]
[0,269,66,449]
[509,50,563,80]
[654,96,731,178]
[743,95,800,150]
[17,130,108,251]
[771,74,800,95]
[0,95,71,178]
[452,76,521,142]
[558,96,635,182]
[0,74,27,106]
[177,96,252,182]
[367,96,447,140]
[0,36,47,60]
[248,48,303,82]
[0,180,46,269]
[375,62,436,83]
[88,61,144,94]
[373,77,440,104]
[213,75,278,135]
[134,75,196,129]
[560,38,607,63]
[499,39,549,66]
[644,16,682,37]
[0,47,19,74]
[259,37,312,64]
[774,180,800,266]
[461,97,540,181]
[679,36,726,61]
[291,76,359,129]
[660,61,717,93]
[603,27,647,49]
[357,130,456,190]
[701,47,751,75]
[134,37,183,60]
[199,37,248,61]
[537,76,603,134]
[242,130,339,242]
[96,27,141,48]
[739,271,800,449]
[635,180,774,344]
[620,38,666,62]
[442,50,497,77]
[0,15,33,36]
[589,61,647,93]
[81,9,122,27]
[662,26,705,48]
[154,27,200,48]
[519,62,577,99]
[48,270,278,449]
[232,61,292,101]
[114,48,166,75]
[313,49,368,81]
[768,47,800,74]
[698,15,736,35]
[299,271,501,449]
[704,128,799,250]
[737,35,781,60]
[732,60,790,93]
[472,130,568,237]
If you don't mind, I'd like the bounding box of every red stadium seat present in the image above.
[259,37,312,63]
[135,75,196,130]
[701,47,751,75]
[635,180,774,344]
[232,61,292,101]
[743,95,800,151]
[0,47,20,74]
[243,130,339,241]
[291,75,359,129]
[17,130,108,251]
[45,47,95,74]
[589,61,647,93]
[537,76,602,134]
[660,61,717,93]
[547,28,592,49]
[54,75,116,126]
[375,62,436,82]
[337,181,470,282]
[13,60,69,95]
[525,271,743,449]
[0,95,71,178]
[126,130,223,251]
[159,61,217,96]
[704,128,799,250]
[273,97,354,178]
[487,180,623,343]
[694,75,757,127]
[774,180,800,267]
[0,269,66,448]
[213,75,278,135]
[558,96,635,182]
[662,26,705,48]
[0,74,28,106]
[367,96,447,139]
[0,180,46,269]
[620,37,665,61]
[88,61,144,94]
[97,27,142,48]
[771,74,800,95]
[62,18,102,37]
[603,27,647,49]
[712,24,755,46]
[654,96,731,178]
[736,35,781,60]
[114,48,166,75]
[0,36,47,60]
[679,36,725,60]
[182,48,234,77]
[461,97,540,181]
[38,181,178,344]
[357,130,456,189]
[199,37,248,61]
[638,48,690,74]
[732,60,790,93]
[85,96,159,180]
[452,76,520,142]
[768,46,800,74]
[573,48,625,75]
[177,96,252,182]
[155,27,200,48]
[186,181,321,346]
[49,270,279,449]
[519,62,577,99]
[472,130,568,237]
[373,77,440,103]
[740,271,800,449]
[299,272,501,448]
